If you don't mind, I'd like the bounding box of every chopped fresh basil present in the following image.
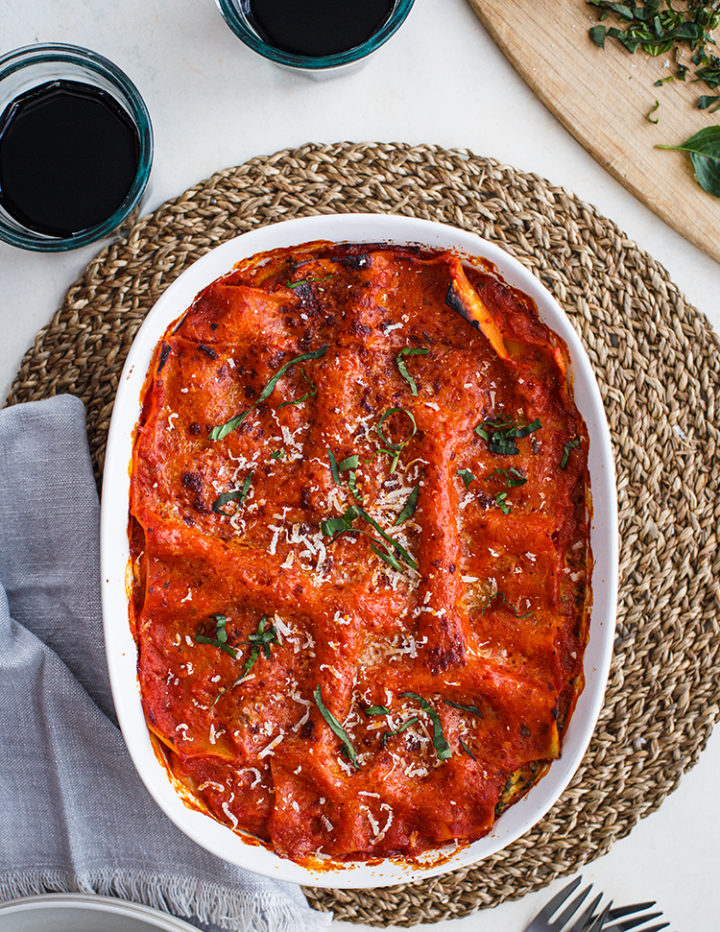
[213,613,228,643]
[381,717,418,746]
[646,98,661,123]
[236,616,279,681]
[194,632,237,659]
[560,437,581,469]
[328,448,341,485]
[210,412,249,442]
[370,541,404,572]
[460,737,477,761]
[589,24,606,46]
[321,504,359,538]
[347,469,362,502]
[314,685,359,768]
[481,591,534,620]
[393,483,420,526]
[457,468,476,489]
[277,368,317,409]
[475,416,541,455]
[401,692,452,761]
[356,506,417,569]
[444,699,484,718]
[321,504,417,572]
[698,95,720,113]
[376,407,418,472]
[396,347,429,396]
[270,449,285,460]
[338,454,360,471]
[486,466,527,488]
[286,275,333,289]
[495,491,511,515]
[365,705,392,716]
[210,345,328,440]
[212,472,253,516]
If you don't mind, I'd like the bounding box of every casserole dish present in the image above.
[101,213,618,887]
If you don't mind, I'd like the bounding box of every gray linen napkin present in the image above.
[0,395,332,932]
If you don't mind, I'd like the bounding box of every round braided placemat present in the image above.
[7,142,720,925]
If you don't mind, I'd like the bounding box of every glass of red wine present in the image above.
[216,0,415,76]
[0,44,153,251]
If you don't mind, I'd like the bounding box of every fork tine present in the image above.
[585,902,613,932]
[531,877,584,924]
[628,925,669,932]
[552,885,593,929]
[567,892,603,932]
[608,903,656,919]
[602,912,664,932]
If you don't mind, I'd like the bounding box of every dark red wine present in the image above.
[0,79,140,237]
[247,0,395,57]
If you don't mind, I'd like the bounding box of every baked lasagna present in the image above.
[128,241,591,864]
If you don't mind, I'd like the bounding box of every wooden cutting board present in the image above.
[468,0,720,263]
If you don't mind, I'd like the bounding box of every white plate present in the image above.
[0,894,199,932]
[101,213,618,889]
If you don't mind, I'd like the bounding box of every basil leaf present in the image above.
[457,468,476,489]
[213,613,228,643]
[212,472,254,516]
[560,437,581,469]
[444,699,484,718]
[321,504,360,538]
[381,717,419,746]
[396,347,429,396]
[698,95,720,113]
[495,491,511,514]
[658,126,720,198]
[338,454,360,471]
[646,99,660,123]
[286,275,333,289]
[245,616,278,660]
[356,506,417,569]
[277,368,317,409]
[370,541,404,573]
[487,467,527,488]
[589,24,606,46]
[376,407,417,452]
[328,448,340,485]
[314,685,359,768]
[210,411,249,441]
[393,483,420,526]
[365,705,391,716]
[460,737,477,761]
[194,633,237,658]
[270,449,285,460]
[481,591,534,619]
[210,345,328,440]
[401,692,452,761]
[475,417,541,456]
[257,346,329,404]
[347,469,363,502]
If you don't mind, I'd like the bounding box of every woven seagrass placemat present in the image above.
[7,142,720,925]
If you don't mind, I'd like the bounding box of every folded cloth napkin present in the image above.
[0,395,332,932]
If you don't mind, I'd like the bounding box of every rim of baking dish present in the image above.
[101,213,618,889]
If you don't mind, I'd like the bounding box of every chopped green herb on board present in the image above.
[587,1,720,195]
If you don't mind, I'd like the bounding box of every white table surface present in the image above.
[2,2,718,929]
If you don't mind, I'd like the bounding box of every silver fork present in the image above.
[524,878,671,932]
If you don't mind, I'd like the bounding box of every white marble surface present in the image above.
[1,1,718,929]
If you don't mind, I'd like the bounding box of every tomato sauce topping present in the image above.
[129,242,591,864]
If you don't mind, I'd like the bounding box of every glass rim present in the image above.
[215,0,416,70]
[0,42,153,252]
